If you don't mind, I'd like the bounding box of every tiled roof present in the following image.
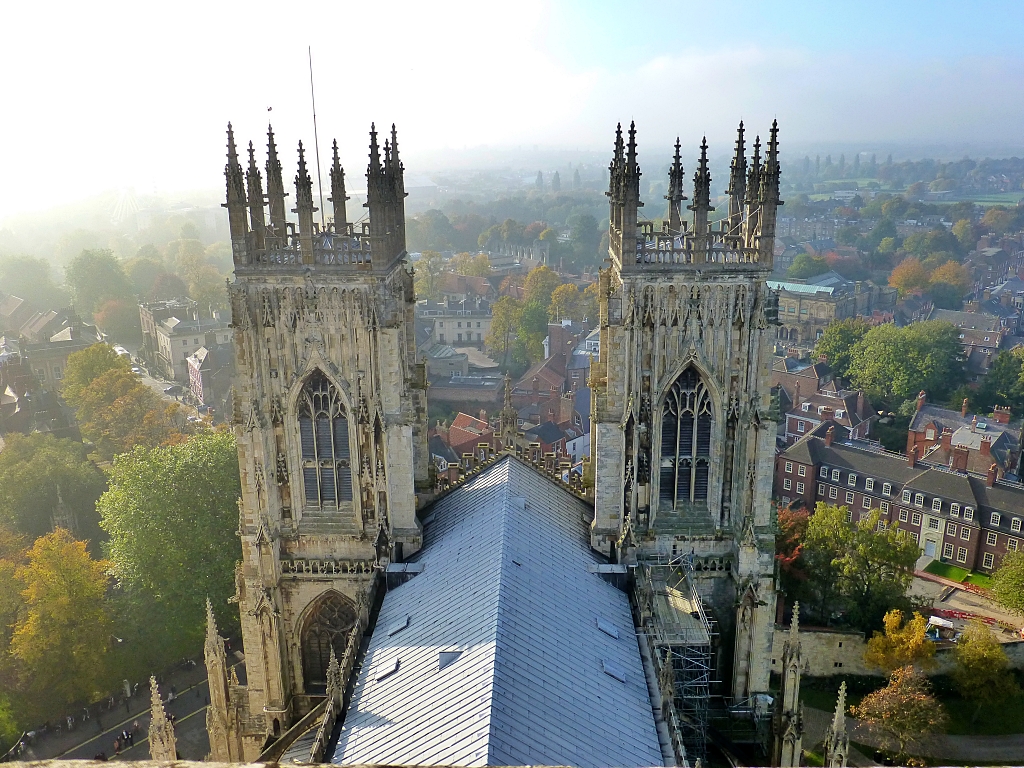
[334,458,663,768]
[525,420,565,445]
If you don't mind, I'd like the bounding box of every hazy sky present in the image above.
[2,0,1023,217]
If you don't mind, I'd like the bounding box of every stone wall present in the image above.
[772,623,1024,678]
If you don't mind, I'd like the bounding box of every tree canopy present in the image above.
[787,252,830,280]
[813,318,870,379]
[952,620,1021,723]
[851,666,948,759]
[864,609,935,673]
[98,432,242,655]
[64,249,133,316]
[991,550,1024,616]
[61,342,132,405]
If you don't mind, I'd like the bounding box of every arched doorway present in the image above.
[300,591,357,689]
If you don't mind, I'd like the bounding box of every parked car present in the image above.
[163,385,183,396]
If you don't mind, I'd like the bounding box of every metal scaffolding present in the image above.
[636,554,718,766]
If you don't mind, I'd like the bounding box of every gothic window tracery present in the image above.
[300,591,357,687]
[298,371,353,507]
[659,368,713,508]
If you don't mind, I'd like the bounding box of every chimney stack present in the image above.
[825,425,836,447]
[971,415,978,432]
[987,463,998,487]
[940,428,953,452]
[479,409,488,423]
[980,435,992,456]
[951,445,969,471]
[821,405,835,421]
[993,406,1012,425]
[916,390,927,412]
[961,398,969,418]
[907,444,917,467]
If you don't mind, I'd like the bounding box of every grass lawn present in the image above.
[944,692,1024,735]
[964,572,994,589]
[799,683,865,712]
[924,560,970,582]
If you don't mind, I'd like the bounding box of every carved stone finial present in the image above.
[148,676,177,761]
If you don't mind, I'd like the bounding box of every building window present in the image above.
[439,334,445,343]
[796,482,805,494]
[865,478,875,491]
[862,496,872,509]
[781,496,791,504]
[878,520,888,531]
[457,322,462,328]
[932,498,942,512]
[477,333,482,341]
[182,339,188,346]
[832,469,841,482]
[1012,518,1022,533]
[835,409,846,419]
[899,509,909,522]
[983,552,995,569]
[925,516,936,529]
[910,532,920,544]
[914,493,924,508]
[829,487,838,499]
[798,465,806,477]
[882,483,892,497]
[846,491,855,504]
[784,478,792,491]
[797,421,805,433]
[845,509,853,522]
[902,489,912,503]
[957,547,968,564]
[951,503,960,517]
[991,512,1001,526]
[820,466,828,478]
[943,542,954,559]
[439,322,444,328]
[960,527,971,541]
[659,368,713,507]
[881,501,890,512]
[1009,538,1019,552]
[818,484,825,495]
[947,522,957,536]
[298,370,353,508]
[848,474,857,487]
[964,507,975,521]
[785,461,793,473]
[476,322,481,328]
[987,531,998,546]
[802,402,810,412]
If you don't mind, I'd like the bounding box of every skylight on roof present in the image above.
[387,614,410,636]
[375,658,400,682]
[438,651,462,671]
[597,617,620,639]
[602,659,627,683]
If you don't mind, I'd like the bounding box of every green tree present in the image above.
[852,666,948,759]
[486,296,523,368]
[889,256,929,295]
[449,252,491,277]
[94,298,142,345]
[413,250,445,300]
[974,349,1024,412]
[803,504,919,632]
[0,256,69,312]
[952,620,1021,723]
[98,432,241,657]
[952,219,977,251]
[848,321,964,404]
[814,318,870,379]
[64,249,133,316]
[787,253,829,279]
[10,529,112,720]
[61,342,131,406]
[0,433,106,545]
[864,609,936,673]
[124,256,165,297]
[991,550,1024,615]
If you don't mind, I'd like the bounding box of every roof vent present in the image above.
[602,659,627,683]
[438,651,462,671]
[375,658,400,682]
[596,618,620,639]
[387,614,410,636]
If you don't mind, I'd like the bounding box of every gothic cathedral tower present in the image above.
[221,122,428,747]
[591,121,781,702]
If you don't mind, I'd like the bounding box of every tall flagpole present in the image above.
[308,46,325,228]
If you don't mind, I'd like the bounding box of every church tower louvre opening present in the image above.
[216,121,429,758]
[591,120,782,704]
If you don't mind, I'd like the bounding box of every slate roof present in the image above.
[525,420,566,445]
[333,457,663,768]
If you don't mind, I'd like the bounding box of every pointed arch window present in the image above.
[301,591,357,687]
[660,368,713,507]
[298,371,353,507]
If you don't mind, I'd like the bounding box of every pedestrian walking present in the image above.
[123,697,130,714]
[113,737,120,755]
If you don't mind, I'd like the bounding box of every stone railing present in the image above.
[432,448,593,505]
[280,558,376,577]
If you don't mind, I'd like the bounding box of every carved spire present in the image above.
[294,141,317,262]
[626,120,637,168]
[790,600,800,638]
[265,124,288,239]
[205,598,233,761]
[665,137,687,233]
[773,600,805,767]
[246,140,267,250]
[223,123,248,250]
[500,373,518,452]
[148,676,177,762]
[368,122,381,174]
[205,597,222,662]
[744,135,762,249]
[761,119,782,205]
[326,645,342,701]
[329,139,349,230]
[688,137,714,243]
[824,681,850,767]
[614,122,624,164]
[727,121,747,226]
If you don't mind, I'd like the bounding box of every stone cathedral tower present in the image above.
[591,121,781,701]
[218,121,428,754]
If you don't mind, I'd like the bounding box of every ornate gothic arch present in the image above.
[292,369,355,509]
[299,590,357,688]
[658,367,714,509]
